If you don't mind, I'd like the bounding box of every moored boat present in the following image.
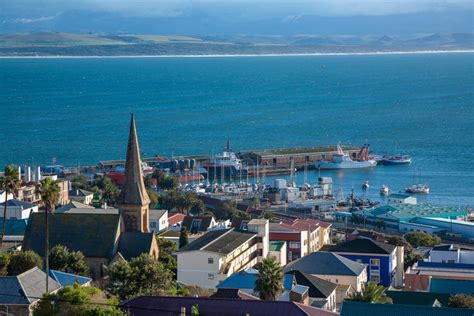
[380,155,411,165]
[315,144,377,170]
[405,184,430,194]
[362,180,370,190]
[380,184,389,195]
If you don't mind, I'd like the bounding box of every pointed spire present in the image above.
[122,114,150,206]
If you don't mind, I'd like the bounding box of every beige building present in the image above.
[177,219,269,289]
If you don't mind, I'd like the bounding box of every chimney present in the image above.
[393,245,405,288]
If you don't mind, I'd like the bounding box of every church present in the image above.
[23,115,159,278]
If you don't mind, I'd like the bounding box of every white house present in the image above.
[429,244,474,264]
[149,209,168,232]
[387,193,417,205]
[68,189,94,205]
[0,190,13,203]
[283,251,367,292]
[176,219,269,289]
[0,200,38,220]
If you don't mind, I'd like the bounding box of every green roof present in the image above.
[372,204,466,221]
[429,279,474,295]
[269,241,285,252]
[23,212,121,258]
[341,301,473,316]
[386,290,450,306]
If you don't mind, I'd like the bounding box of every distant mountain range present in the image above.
[0,32,472,56]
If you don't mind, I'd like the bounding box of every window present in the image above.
[370,259,380,266]
[208,258,214,264]
[208,274,214,280]
[150,221,157,228]
[370,274,380,283]
[289,242,301,249]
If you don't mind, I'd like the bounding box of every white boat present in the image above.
[380,185,389,195]
[405,184,430,194]
[362,181,370,190]
[209,141,244,171]
[315,144,377,170]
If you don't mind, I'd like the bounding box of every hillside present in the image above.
[0,32,472,56]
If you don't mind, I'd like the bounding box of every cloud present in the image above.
[2,0,472,20]
[9,14,60,24]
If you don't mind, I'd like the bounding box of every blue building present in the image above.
[323,238,402,287]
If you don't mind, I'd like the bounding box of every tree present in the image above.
[404,231,441,248]
[0,165,21,247]
[160,191,203,215]
[7,250,42,275]
[179,227,189,249]
[156,237,177,276]
[213,200,239,220]
[106,254,173,300]
[191,199,205,216]
[36,178,61,293]
[263,211,274,220]
[345,282,392,304]
[386,234,422,269]
[147,189,159,206]
[92,175,121,206]
[254,257,283,301]
[71,175,88,190]
[34,282,125,316]
[0,252,10,276]
[160,177,179,191]
[448,294,474,308]
[49,245,89,276]
[150,169,178,191]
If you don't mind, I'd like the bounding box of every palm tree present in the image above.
[255,257,283,300]
[35,178,60,293]
[345,282,393,304]
[0,166,20,247]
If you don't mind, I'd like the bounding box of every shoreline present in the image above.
[0,49,473,59]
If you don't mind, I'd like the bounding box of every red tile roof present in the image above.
[280,219,319,232]
[168,213,185,226]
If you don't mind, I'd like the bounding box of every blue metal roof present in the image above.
[4,219,27,235]
[429,278,474,295]
[217,268,293,291]
[417,261,474,270]
[47,270,92,287]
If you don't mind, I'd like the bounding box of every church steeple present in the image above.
[120,114,150,232]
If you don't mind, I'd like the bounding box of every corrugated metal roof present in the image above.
[340,301,472,316]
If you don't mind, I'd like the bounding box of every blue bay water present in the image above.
[1,53,473,205]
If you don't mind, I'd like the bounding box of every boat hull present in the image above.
[315,160,377,170]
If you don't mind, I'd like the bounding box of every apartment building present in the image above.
[176,219,269,289]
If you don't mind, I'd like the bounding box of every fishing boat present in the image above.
[204,141,248,178]
[362,181,370,190]
[315,144,377,170]
[380,184,389,195]
[405,184,430,194]
[380,155,412,165]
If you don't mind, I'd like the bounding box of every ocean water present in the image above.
[1,53,473,205]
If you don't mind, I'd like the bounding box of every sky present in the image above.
[1,0,473,35]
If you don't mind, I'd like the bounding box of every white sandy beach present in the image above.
[1,50,473,59]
